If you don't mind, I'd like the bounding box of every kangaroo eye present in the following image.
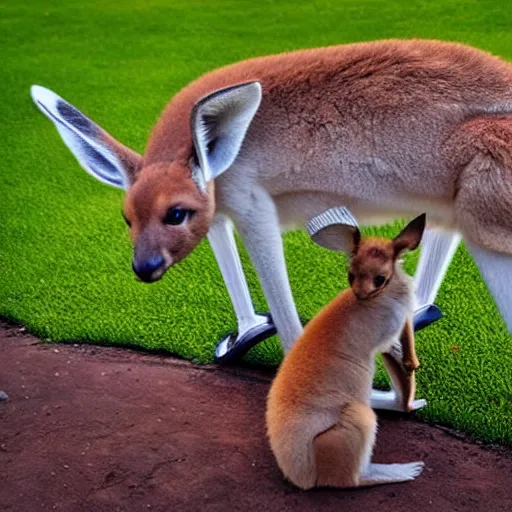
[164,207,189,226]
[348,272,355,285]
[373,275,386,288]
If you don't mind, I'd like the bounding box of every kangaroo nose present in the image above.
[132,255,165,282]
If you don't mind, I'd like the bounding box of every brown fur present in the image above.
[349,238,395,299]
[121,39,512,277]
[145,39,512,165]
[382,319,419,412]
[123,162,215,271]
[266,219,424,489]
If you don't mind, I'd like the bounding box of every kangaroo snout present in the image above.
[132,254,168,283]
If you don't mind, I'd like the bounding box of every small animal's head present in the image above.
[30,82,262,282]
[308,208,426,300]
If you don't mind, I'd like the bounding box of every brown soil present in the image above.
[0,321,511,512]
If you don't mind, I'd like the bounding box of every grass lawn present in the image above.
[1,0,512,444]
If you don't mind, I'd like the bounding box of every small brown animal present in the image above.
[266,208,426,490]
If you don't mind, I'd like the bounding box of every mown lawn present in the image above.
[1,0,512,443]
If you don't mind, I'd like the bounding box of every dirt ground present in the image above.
[0,321,511,512]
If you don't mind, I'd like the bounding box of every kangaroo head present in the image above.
[308,207,426,300]
[122,160,215,281]
[31,82,261,282]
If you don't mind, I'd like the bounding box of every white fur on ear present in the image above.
[31,85,135,189]
[191,82,262,184]
[307,207,361,253]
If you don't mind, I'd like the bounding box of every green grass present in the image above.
[1,0,512,444]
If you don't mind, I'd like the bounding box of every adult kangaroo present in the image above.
[31,39,512,411]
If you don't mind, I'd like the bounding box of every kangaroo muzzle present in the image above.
[132,247,173,282]
[132,255,166,282]
[132,229,174,283]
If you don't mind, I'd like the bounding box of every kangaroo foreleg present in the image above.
[208,214,277,361]
[399,318,420,373]
[378,319,424,412]
[208,214,260,331]
[233,186,304,352]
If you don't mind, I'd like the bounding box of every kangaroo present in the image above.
[266,208,426,490]
[31,39,512,409]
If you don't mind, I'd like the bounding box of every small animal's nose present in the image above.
[132,255,165,282]
[354,290,368,301]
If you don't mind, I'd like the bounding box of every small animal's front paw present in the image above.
[404,356,420,372]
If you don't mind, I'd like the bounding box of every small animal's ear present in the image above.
[190,82,262,185]
[31,85,142,189]
[393,214,427,257]
[307,207,361,254]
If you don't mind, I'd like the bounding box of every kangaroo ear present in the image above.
[190,82,262,185]
[31,85,142,189]
[307,207,361,254]
[393,214,427,257]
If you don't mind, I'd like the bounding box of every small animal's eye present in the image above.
[348,272,355,285]
[164,207,189,226]
[373,275,386,288]
[122,211,131,228]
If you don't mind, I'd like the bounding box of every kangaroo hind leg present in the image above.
[453,117,512,332]
[314,403,377,489]
[230,185,304,351]
[465,243,512,332]
[359,462,425,487]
